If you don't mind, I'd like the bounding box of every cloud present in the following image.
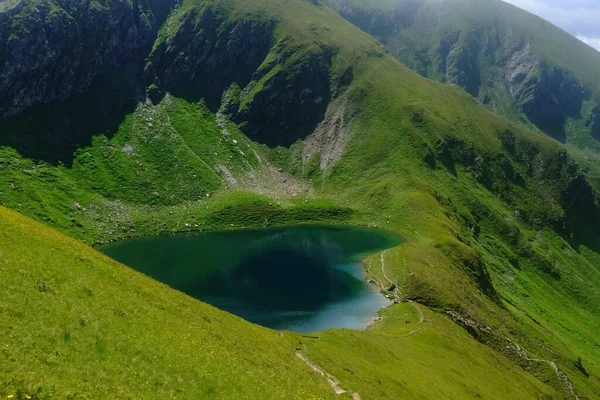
[502,0,600,51]
[577,36,600,51]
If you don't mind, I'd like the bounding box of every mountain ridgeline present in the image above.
[326,0,600,146]
[2,0,600,398]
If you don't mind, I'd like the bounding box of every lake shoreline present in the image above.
[100,224,404,332]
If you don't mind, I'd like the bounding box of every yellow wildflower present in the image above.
[26,396,32,400]
[7,396,14,399]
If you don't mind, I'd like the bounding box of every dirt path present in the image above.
[372,250,424,336]
[447,310,579,399]
[366,256,385,289]
[380,250,401,301]
[377,250,577,398]
[525,356,578,398]
[380,251,394,287]
[296,351,361,399]
[397,302,424,337]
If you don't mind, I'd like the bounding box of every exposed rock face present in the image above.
[562,174,600,230]
[517,66,586,141]
[0,0,342,151]
[145,6,275,109]
[504,41,538,94]
[0,0,175,117]
[143,3,336,147]
[445,42,480,96]
[302,95,353,172]
[228,48,333,147]
[430,28,586,141]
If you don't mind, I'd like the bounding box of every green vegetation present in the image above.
[0,206,558,400]
[1,0,600,398]
[301,303,553,399]
[326,0,600,151]
[0,206,336,399]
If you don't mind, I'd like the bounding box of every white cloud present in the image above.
[502,0,600,51]
[577,35,600,51]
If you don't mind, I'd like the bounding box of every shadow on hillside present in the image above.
[543,126,567,144]
[573,226,600,256]
[0,71,135,167]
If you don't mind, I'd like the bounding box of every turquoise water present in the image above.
[100,225,403,332]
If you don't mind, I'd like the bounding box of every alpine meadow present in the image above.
[1,0,600,399]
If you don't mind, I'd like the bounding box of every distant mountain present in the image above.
[326,0,600,148]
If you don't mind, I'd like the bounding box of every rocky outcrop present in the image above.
[143,5,347,147]
[0,0,175,117]
[503,40,538,94]
[225,47,334,147]
[145,6,275,109]
[0,0,345,156]
[517,65,587,142]
[445,41,480,96]
[562,174,600,231]
[302,94,354,173]
[430,28,585,141]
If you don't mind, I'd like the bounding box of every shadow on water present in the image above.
[101,225,403,332]
[201,247,362,311]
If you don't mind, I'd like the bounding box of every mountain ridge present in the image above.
[325,0,600,148]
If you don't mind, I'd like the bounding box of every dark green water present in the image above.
[100,225,403,332]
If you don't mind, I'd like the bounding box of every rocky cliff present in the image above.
[0,0,177,117]
[0,0,349,152]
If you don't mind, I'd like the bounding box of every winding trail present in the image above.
[297,248,428,397]
[530,359,578,399]
[377,250,577,398]
[380,251,394,288]
[374,251,424,336]
[296,351,361,399]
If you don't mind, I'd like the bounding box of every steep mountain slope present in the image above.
[1,0,600,398]
[324,0,600,150]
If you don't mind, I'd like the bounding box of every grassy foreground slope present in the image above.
[0,207,561,400]
[1,0,600,398]
[0,205,337,399]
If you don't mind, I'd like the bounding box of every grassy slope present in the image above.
[318,48,600,397]
[0,206,558,400]
[303,303,552,399]
[324,0,600,169]
[0,205,338,399]
[1,0,600,398]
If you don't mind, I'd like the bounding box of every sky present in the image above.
[502,0,600,51]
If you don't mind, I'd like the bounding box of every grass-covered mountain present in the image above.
[1,0,600,398]
[325,0,600,149]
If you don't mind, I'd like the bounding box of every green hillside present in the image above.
[0,206,337,399]
[1,0,600,398]
[0,206,559,399]
[325,0,600,152]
